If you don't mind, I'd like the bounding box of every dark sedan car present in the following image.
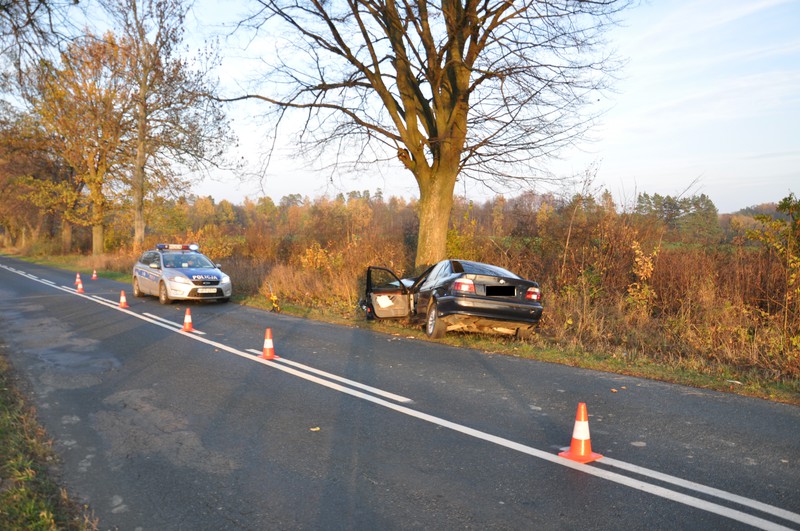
[360,259,543,339]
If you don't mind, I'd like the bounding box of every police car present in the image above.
[132,244,232,304]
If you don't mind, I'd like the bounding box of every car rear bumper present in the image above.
[435,295,543,324]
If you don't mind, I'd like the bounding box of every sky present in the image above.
[187,0,799,214]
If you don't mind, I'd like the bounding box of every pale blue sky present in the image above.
[552,0,800,212]
[188,0,799,213]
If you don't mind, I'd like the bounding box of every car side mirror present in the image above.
[150,262,161,269]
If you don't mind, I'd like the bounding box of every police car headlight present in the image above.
[220,275,231,285]
[169,276,192,285]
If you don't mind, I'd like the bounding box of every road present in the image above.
[0,255,798,530]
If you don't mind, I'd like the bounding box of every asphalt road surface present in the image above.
[0,255,798,530]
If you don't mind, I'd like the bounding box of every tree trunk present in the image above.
[132,164,145,253]
[92,224,104,256]
[414,169,459,269]
[132,94,148,254]
[61,221,73,254]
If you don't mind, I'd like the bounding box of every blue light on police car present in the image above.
[156,243,200,251]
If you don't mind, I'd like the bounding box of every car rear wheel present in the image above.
[158,282,171,305]
[133,278,144,297]
[425,301,446,339]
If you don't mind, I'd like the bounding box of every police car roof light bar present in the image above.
[156,243,200,251]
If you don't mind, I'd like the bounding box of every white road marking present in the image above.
[244,348,413,403]
[3,261,798,530]
[142,312,206,335]
[600,456,800,526]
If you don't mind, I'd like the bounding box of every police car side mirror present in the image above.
[150,262,161,269]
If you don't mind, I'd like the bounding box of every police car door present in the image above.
[139,251,160,294]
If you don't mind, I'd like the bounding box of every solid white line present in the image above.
[278,357,415,404]
[143,312,178,325]
[600,456,800,525]
[142,312,206,335]
[3,260,798,530]
[244,349,413,403]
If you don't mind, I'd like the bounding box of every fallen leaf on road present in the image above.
[310,427,321,432]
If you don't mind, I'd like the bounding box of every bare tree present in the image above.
[101,0,235,253]
[1,0,81,69]
[228,0,627,267]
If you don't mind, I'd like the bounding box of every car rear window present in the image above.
[459,261,520,279]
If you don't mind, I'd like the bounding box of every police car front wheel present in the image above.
[159,282,172,304]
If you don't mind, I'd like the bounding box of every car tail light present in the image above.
[525,286,541,301]
[453,278,475,293]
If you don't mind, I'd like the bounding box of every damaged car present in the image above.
[359,259,543,339]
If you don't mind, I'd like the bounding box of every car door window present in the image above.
[369,268,407,292]
[136,252,158,293]
[418,261,450,291]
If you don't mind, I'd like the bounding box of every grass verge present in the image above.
[242,294,800,405]
[0,353,96,530]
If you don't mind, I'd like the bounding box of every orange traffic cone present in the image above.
[76,279,85,294]
[74,272,81,285]
[559,402,603,463]
[119,290,129,309]
[91,269,98,280]
[182,308,194,332]
[261,328,279,359]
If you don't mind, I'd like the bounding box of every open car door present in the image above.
[366,266,412,319]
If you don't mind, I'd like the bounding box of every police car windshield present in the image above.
[163,252,215,269]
